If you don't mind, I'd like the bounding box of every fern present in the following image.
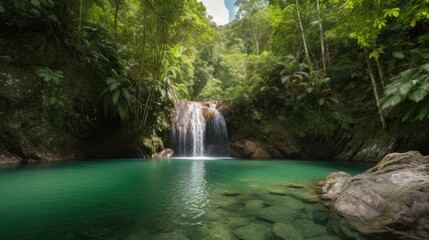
[381,63,429,121]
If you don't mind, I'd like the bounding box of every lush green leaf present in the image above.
[408,89,428,102]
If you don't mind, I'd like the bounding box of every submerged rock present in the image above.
[286,190,319,204]
[153,231,189,240]
[241,199,265,217]
[74,215,135,240]
[272,223,303,240]
[205,208,239,221]
[257,205,298,223]
[228,217,251,229]
[244,199,264,211]
[320,151,429,240]
[294,219,328,238]
[269,189,288,196]
[233,223,272,240]
[278,183,307,189]
[221,190,242,197]
[312,204,330,224]
[204,223,235,240]
[305,236,341,240]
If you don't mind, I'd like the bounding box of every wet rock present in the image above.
[294,219,328,238]
[243,140,272,158]
[305,236,341,240]
[212,196,240,209]
[257,206,297,223]
[278,183,307,189]
[221,190,242,197]
[322,151,429,240]
[204,223,235,240]
[263,195,292,206]
[153,231,189,240]
[320,171,351,201]
[312,204,329,224]
[240,199,265,217]
[286,189,319,203]
[151,148,174,159]
[228,217,251,229]
[206,208,239,221]
[126,230,150,240]
[233,223,272,240]
[272,223,303,240]
[269,189,288,196]
[244,200,264,211]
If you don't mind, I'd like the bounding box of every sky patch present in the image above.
[199,0,236,25]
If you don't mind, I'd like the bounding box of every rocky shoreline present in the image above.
[318,151,429,240]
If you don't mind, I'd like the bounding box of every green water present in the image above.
[0,159,372,240]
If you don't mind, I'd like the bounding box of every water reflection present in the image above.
[179,161,208,225]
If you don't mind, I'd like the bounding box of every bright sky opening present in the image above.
[199,0,236,25]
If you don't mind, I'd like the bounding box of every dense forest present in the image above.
[1,0,429,163]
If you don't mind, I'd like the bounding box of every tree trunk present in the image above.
[78,0,83,38]
[114,0,119,39]
[254,34,260,56]
[365,49,387,128]
[375,57,386,88]
[140,0,148,76]
[316,0,327,73]
[252,21,260,55]
[295,0,312,71]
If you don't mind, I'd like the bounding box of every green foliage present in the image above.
[36,67,63,84]
[4,0,429,149]
[35,67,66,108]
[143,133,165,154]
[381,64,429,121]
[101,70,136,121]
[0,0,60,28]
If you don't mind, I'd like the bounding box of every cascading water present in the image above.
[204,103,229,157]
[171,101,205,157]
[170,101,229,157]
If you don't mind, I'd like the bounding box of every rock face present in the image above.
[223,101,429,161]
[0,26,140,165]
[320,151,429,240]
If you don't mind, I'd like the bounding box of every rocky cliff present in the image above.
[0,29,137,165]
[224,105,429,161]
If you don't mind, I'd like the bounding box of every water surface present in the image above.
[0,159,372,240]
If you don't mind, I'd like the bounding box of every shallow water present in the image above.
[0,159,372,240]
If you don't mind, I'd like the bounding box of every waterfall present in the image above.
[205,103,229,157]
[170,101,229,157]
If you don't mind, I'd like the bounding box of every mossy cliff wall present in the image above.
[0,31,136,165]
[223,104,429,162]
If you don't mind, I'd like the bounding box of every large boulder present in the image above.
[320,151,429,240]
[151,148,174,159]
[319,171,351,201]
[243,140,271,158]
